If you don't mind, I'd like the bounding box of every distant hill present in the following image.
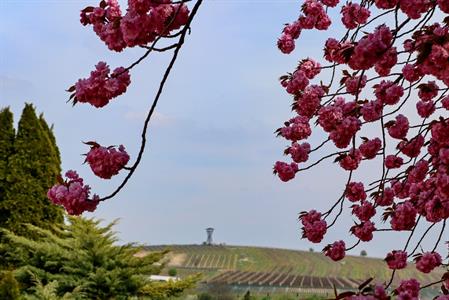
[142,244,444,297]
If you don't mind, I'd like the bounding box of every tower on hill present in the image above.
[205,227,214,245]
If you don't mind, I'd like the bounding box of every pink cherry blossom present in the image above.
[431,120,449,146]
[81,0,190,51]
[395,279,420,300]
[374,80,404,105]
[351,221,375,242]
[287,142,311,163]
[398,135,424,158]
[374,0,399,9]
[407,160,429,183]
[294,85,324,118]
[418,81,439,101]
[375,188,395,206]
[339,149,362,171]
[73,62,130,108]
[375,47,397,76]
[47,170,99,215]
[361,100,383,122]
[413,25,449,86]
[317,99,344,132]
[274,161,298,182]
[278,34,295,54]
[416,100,435,118]
[402,64,422,82]
[390,201,417,231]
[299,210,328,243]
[415,252,442,273]
[278,116,312,142]
[85,143,130,179]
[322,0,339,7]
[385,250,407,269]
[399,0,432,19]
[324,38,353,64]
[441,96,449,110]
[300,0,332,31]
[438,0,449,13]
[283,21,302,39]
[359,138,382,159]
[299,58,321,79]
[352,201,376,221]
[391,180,411,199]
[348,25,392,71]
[387,114,409,139]
[341,3,370,30]
[346,182,367,202]
[330,116,361,148]
[345,75,367,95]
[286,70,309,94]
[324,240,346,261]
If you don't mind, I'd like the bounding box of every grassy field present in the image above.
[143,244,444,286]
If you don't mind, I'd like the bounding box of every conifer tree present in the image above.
[0,108,15,226]
[1,104,63,234]
[0,217,199,299]
[38,114,61,172]
[38,114,64,224]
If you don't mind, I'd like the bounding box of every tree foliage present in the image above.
[0,107,15,226]
[0,217,198,299]
[0,104,63,235]
[0,271,20,300]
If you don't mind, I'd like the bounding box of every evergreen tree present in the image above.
[0,217,199,299]
[0,108,15,226]
[37,114,63,224]
[1,104,63,234]
[38,114,61,171]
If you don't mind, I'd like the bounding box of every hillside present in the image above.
[143,244,444,291]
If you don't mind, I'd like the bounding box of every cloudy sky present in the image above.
[1,0,446,258]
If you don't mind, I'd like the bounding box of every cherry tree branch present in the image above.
[99,0,203,201]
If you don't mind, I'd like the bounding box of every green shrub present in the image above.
[1,217,199,299]
[0,271,20,300]
[198,293,213,300]
[168,268,178,277]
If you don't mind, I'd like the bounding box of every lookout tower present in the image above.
[205,227,214,245]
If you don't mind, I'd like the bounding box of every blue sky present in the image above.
[1,0,446,258]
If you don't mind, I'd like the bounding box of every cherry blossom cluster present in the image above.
[80,0,189,52]
[71,0,190,107]
[324,240,346,261]
[299,210,327,243]
[277,0,331,54]
[71,61,131,108]
[84,142,130,179]
[47,171,99,216]
[275,0,449,297]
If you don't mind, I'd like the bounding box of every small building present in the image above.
[149,275,179,282]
